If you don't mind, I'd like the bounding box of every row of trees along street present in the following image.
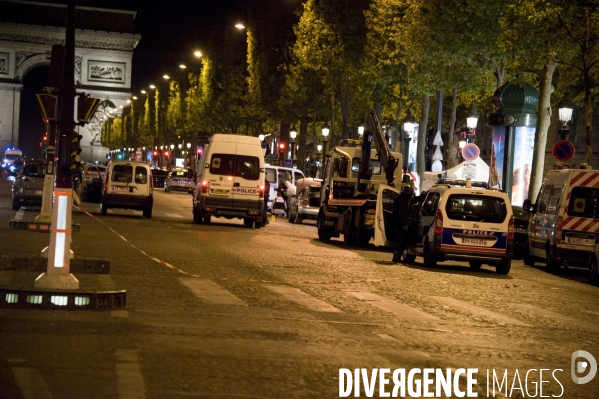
[101,0,598,198]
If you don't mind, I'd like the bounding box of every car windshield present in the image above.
[209,154,260,181]
[568,187,599,218]
[446,194,507,223]
[351,158,382,175]
[23,164,45,177]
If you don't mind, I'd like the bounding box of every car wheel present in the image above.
[317,211,332,242]
[254,221,262,228]
[143,206,152,219]
[203,215,211,224]
[193,205,203,224]
[546,244,560,272]
[469,261,483,269]
[295,213,303,224]
[100,201,108,216]
[496,259,511,275]
[423,238,437,268]
[244,218,253,228]
[12,198,20,211]
[590,255,599,287]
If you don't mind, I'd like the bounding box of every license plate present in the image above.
[462,238,487,245]
[35,190,43,195]
[112,186,129,192]
[567,237,594,245]
[212,189,228,194]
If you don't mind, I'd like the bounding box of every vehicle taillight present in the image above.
[507,215,515,241]
[104,172,110,193]
[258,184,264,199]
[201,180,209,194]
[555,216,563,245]
[434,209,443,235]
[302,199,309,207]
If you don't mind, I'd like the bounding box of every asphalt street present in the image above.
[0,177,598,398]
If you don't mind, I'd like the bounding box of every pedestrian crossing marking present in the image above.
[180,278,247,306]
[345,290,440,322]
[431,296,530,326]
[265,285,343,313]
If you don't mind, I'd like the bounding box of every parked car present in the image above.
[264,165,305,211]
[12,159,46,210]
[80,163,106,203]
[165,168,194,193]
[402,179,514,274]
[101,161,153,218]
[288,178,322,224]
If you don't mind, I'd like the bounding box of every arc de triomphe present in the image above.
[0,1,140,163]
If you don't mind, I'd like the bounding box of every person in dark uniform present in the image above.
[392,186,415,263]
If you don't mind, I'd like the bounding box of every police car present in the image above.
[403,179,514,275]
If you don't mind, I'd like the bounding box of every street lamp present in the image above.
[466,103,480,144]
[259,134,265,142]
[403,109,416,167]
[321,122,330,158]
[557,92,574,140]
[358,124,364,138]
[235,23,246,30]
[290,125,297,163]
[317,144,323,177]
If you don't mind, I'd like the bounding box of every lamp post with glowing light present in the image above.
[321,122,330,162]
[317,144,323,177]
[557,93,574,140]
[290,125,297,165]
[466,103,480,144]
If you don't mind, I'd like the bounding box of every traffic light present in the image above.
[278,142,286,165]
[66,131,82,172]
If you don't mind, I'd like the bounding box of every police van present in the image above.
[524,166,599,279]
[193,134,266,228]
[404,179,514,274]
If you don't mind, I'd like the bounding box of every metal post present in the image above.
[35,0,78,290]
[502,126,516,201]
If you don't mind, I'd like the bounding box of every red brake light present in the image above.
[201,180,209,194]
[302,199,309,207]
[258,185,264,199]
[555,216,563,245]
[508,215,515,241]
[434,209,443,235]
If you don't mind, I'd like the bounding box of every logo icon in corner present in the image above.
[571,350,597,384]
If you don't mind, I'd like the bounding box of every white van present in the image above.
[193,134,266,228]
[524,166,599,273]
[264,165,305,211]
[101,161,153,218]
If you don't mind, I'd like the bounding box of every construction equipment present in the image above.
[316,110,414,247]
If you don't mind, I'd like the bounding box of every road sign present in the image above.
[552,140,575,162]
[462,143,480,161]
[285,158,292,168]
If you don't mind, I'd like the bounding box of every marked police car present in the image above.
[164,168,194,193]
[403,179,514,274]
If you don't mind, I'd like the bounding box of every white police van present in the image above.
[193,134,266,228]
[404,179,514,274]
[524,165,599,279]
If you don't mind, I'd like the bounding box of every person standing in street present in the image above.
[392,186,414,263]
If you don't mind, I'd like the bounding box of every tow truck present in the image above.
[316,110,415,247]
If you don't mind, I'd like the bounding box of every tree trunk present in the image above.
[340,85,350,140]
[448,85,458,169]
[417,94,430,191]
[583,58,594,167]
[297,117,308,174]
[528,58,557,201]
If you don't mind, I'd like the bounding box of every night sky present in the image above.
[18,0,246,158]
